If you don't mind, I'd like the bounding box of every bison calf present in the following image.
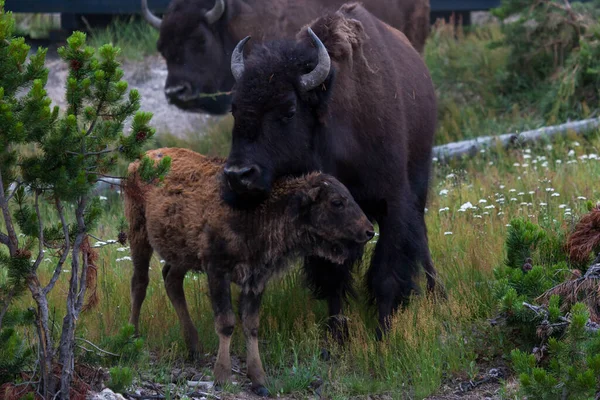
[124,147,373,395]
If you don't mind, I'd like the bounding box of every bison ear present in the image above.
[297,185,322,211]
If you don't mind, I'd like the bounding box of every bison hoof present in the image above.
[252,384,269,397]
[187,349,201,361]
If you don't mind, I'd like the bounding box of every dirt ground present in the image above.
[40,47,218,138]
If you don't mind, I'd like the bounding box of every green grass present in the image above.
[5,13,600,399]
[8,128,600,398]
[88,17,159,61]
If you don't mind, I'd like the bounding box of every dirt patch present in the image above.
[40,46,220,138]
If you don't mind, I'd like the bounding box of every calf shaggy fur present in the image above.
[124,147,373,395]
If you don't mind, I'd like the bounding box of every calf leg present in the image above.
[303,256,354,345]
[128,221,153,337]
[239,289,268,396]
[164,265,200,359]
[207,271,235,384]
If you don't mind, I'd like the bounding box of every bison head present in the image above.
[298,175,374,264]
[223,28,333,206]
[142,0,234,114]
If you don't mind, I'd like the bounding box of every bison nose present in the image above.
[165,83,194,103]
[224,165,261,191]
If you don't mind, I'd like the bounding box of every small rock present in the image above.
[88,388,127,400]
[187,380,214,390]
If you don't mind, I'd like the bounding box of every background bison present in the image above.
[141,0,430,114]
[223,3,439,339]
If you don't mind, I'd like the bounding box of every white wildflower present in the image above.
[479,199,487,204]
[439,207,450,213]
[439,189,449,196]
[99,195,107,200]
[116,256,132,262]
[577,196,587,200]
[458,202,476,212]
[444,232,453,236]
[551,193,560,197]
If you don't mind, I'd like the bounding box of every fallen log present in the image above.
[432,117,600,162]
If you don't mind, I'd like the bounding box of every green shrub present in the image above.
[108,366,134,393]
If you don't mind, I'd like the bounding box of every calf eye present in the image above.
[331,199,344,208]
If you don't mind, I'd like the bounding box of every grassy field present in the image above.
[4,12,600,400]
[10,127,600,398]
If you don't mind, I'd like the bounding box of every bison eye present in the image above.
[331,199,344,209]
[281,108,296,122]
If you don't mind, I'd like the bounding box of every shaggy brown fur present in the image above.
[151,0,430,114]
[566,206,600,264]
[124,147,373,395]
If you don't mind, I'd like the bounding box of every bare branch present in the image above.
[0,232,9,246]
[0,166,19,256]
[66,146,114,157]
[86,171,126,180]
[32,191,45,272]
[6,180,24,202]
[43,198,71,295]
[75,337,119,357]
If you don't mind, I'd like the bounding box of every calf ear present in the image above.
[297,186,322,210]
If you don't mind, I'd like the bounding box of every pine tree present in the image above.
[0,1,170,397]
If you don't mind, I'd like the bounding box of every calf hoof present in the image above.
[213,362,232,384]
[252,384,269,397]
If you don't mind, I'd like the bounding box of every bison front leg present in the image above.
[367,207,424,339]
[303,256,353,345]
[239,289,268,396]
[163,264,200,359]
[207,271,235,385]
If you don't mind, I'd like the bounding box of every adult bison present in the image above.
[222,3,440,339]
[141,0,430,114]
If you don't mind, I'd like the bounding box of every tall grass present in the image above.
[9,128,600,398]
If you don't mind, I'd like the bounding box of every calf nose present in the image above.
[224,165,261,191]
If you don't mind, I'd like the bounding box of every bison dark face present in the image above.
[300,175,374,264]
[142,0,234,114]
[223,29,333,207]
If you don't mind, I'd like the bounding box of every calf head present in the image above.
[297,174,374,264]
[223,27,335,206]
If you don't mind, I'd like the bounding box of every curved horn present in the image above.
[141,0,162,30]
[299,28,331,92]
[205,0,226,24]
[231,36,251,82]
